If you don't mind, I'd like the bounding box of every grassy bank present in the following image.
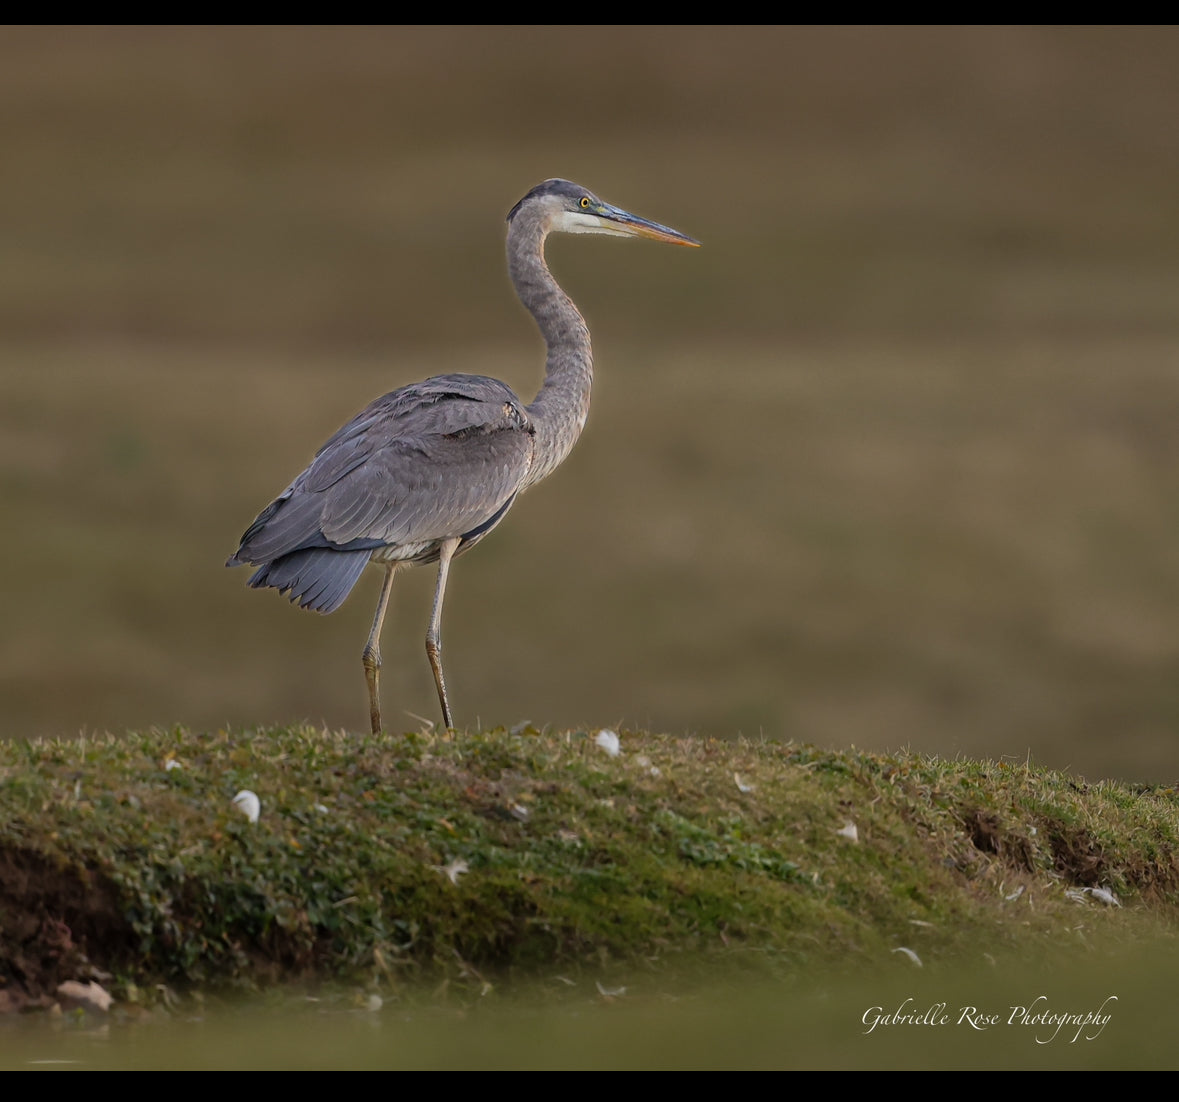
[2,724,1176,1008]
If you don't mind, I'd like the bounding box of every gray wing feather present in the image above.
[322,429,531,546]
[228,374,535,584]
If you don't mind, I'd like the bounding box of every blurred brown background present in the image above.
[3,26,1178,783]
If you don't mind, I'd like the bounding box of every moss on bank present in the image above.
[2,725,1177,1004]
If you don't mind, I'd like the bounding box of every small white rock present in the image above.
[836,821,859,843]
[56,980,113,1014]
[164,759,182,772]
[232,790,260,823]
[595,729,621,758]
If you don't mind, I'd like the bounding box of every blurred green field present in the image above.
[3,26,1179,783]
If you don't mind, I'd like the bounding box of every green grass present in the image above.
[3,725,1177,1008]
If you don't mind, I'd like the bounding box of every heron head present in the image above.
[508,179,700,247]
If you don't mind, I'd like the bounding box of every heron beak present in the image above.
[596,203,701,247]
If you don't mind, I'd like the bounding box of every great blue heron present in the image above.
[227,178,699,734]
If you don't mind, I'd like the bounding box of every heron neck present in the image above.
[509,223,594,489]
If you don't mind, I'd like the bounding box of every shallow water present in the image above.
[3,946,1176,1070]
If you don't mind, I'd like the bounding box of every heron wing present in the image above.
[229,374,534,564]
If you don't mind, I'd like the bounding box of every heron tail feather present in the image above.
[246,548,372,614]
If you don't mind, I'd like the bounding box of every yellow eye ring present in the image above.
[579,196,590,208]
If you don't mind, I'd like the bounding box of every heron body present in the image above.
[227,179,699,733]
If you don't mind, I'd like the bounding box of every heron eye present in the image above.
[579,196,591,209]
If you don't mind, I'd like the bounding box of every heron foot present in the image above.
[425,638,454,730]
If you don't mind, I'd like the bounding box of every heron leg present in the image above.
[363,563,398,735]
[426,537,461,729]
